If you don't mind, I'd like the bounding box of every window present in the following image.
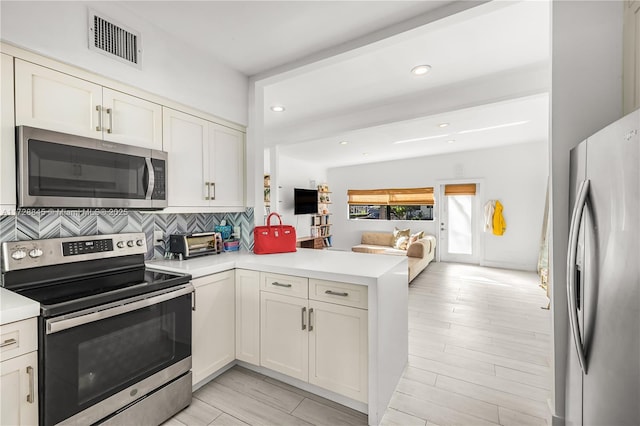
[348,187,434,221]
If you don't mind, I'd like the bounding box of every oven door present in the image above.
[41,285,193,426]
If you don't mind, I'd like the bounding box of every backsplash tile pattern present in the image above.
[0,208,255,260]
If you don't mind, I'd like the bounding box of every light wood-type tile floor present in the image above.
[165,262,551,426]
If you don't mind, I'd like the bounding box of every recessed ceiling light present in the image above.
[447,140,455,144]
[438,123,449,128]
[339,141,348,145]
[393,134,449,144]
[458,120,529,134]
[411,65,431,76]
[270,105,285,112]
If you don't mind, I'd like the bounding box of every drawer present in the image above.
[261,272,308,298]
[0,318,37,362]
[309,279,368,309]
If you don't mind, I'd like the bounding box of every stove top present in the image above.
[19,268,190,317]
[1,233,192,317]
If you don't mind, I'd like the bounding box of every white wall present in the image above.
[0,1,248,125]
[549,2,624,424]
[270,153,327,238]
[328,141,548,271]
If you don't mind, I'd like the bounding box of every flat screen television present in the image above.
[294,188,318,215]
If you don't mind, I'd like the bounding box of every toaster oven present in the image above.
[168,232,223,259]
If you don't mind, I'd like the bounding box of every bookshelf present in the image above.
[263,174,270,216]
[297,184,332,249]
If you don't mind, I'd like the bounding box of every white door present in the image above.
[15,59,102,138]
[102,88,162,150]
[162,107,209,207]
[260,292,309,381]
[208,123,245,207]
[439,184,479,264]
[191,271,235,386]
[235,269,261,365]
[308,300,368,403]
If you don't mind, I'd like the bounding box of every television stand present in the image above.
[297,235,332,250]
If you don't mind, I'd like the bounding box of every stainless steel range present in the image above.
[1,233,194,426]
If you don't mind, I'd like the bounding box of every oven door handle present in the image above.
[46,284,194,335]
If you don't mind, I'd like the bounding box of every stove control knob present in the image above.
[28,248,43,258]
[11,250,26,260]
[136,239,144,247]
[127,240,134,247]
[117,241,125,249]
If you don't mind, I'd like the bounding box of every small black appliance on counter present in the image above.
[168,232,223,259]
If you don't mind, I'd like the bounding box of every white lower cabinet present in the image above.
[191,271,235,386]
[308,300,368,402]
[260,291,309,381]
[235,269,260,365]
[0,318,38,426]
[260,273,368,403]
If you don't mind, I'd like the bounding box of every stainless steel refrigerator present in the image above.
[565,109,639,425]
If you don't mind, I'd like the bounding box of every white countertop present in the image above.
[147,248,408,285]
[0,287,40,325]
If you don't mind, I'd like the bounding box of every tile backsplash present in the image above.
[0,208,255,259]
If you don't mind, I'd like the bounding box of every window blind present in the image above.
[347,187,434,205]
[444,183,476,196]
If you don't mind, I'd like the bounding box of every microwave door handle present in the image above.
[145,158,155,200]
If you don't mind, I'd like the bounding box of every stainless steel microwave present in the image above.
[17,126,168,209]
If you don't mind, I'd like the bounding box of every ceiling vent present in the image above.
[88,10,142,68]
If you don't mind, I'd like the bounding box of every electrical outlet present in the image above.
[154,230,164,245]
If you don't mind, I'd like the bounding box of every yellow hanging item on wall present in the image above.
[492,200,506,236]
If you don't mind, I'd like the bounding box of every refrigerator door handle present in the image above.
[567,179,590,374]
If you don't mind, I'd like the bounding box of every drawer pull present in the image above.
[26,366,34,403]
[0,338,17,348]
[301,307,307,330]
[325,290,349,297]
[272,282,292,288]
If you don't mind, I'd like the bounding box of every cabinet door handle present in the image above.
[301,307,307,330]
[272,282,292,288]
[0,338,17,348]
[106,108,113,134]
[309,308,314,331]
[192,290,197,311]
[325,290,349,297]
[211,182,216,200]
[96,105,103,131]
[26,366,34,403]
[205,182,211,200]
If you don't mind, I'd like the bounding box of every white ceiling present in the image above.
[121,0,550,168]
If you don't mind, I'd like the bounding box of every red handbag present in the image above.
[253,212,297,254]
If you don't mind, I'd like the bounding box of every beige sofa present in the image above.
[351,232,436,282]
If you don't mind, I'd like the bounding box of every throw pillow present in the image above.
[392,227,411,250]
[408,231,425,247]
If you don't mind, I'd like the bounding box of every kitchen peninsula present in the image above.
[147,248,409,426]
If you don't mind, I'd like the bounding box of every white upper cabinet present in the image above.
[15,60,162,150]
[163,107,209,208]
[1,54,16,212]
[208,123,245,207]
[163,107,245,209]
[101,88,162,149]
